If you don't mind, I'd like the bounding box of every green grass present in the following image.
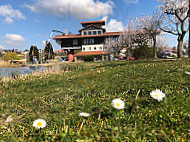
[0,60,190,141]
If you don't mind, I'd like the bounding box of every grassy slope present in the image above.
[0,60,190,141]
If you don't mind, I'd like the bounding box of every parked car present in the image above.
[129,56,135,60]
[60,57,68,62]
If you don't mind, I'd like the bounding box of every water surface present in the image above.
[0,66,49,77]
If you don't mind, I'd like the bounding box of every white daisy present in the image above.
[150,89,165,102]
[112,98,125,110]
[79,112,90,117]
[5,115,13,123]
[33,119,46,129]
[185,71,190,75]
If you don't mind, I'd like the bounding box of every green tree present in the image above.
[29,46,39,63]
[44,41,54,61]
[3,52,20,61]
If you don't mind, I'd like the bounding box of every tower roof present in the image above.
[81,20,105,27]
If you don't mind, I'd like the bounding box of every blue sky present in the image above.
[0,0,188,51]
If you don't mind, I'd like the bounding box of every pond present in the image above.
[0,66,52,77]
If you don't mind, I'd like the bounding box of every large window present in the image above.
[93,31,96,35]
[94,47,96,50]
[91,39,94,44]
[83,31,87,35]
[73,39,78,45]
[84,39,87,44]
[84,38,94,44]
[98,31,102,35]
[88,31,92,35]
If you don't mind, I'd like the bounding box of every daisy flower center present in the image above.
[37,122,42,127]
[154,94,158,97]
[116,103,121,107]
[84,113,88,116]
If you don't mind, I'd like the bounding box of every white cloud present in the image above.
[4,33,25,46]
[4,17,13,24]
[0,44,4,49]
[24,0,114,19]
[123,0,139,4]
[103,17,125,32]
[0,4,25,24]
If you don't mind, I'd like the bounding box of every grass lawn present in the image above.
[0,60,190,141]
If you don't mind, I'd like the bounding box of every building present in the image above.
[53,20,120,61]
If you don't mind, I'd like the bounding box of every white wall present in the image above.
[82,44,104,52]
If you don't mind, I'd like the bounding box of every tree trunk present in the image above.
[153,35,157,58]
[127,49,130,60]
[177,39,183,58]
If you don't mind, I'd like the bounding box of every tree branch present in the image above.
[159,25,179,36]
[183,10,189,22]
[175,10,183,22]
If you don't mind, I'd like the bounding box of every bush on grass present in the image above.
[132,44,153,59]
[3,52,20,61]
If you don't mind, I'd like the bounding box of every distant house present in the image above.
[54,49,65,55]
[53,20,120,62]
[23,49,29,55]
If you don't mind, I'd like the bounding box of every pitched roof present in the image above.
[53,32,120,39]
[74,51,108,56]
[79,25,105,32]
[81,20,105,25]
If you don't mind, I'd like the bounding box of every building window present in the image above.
[84,38,94,44]
[83,47,85,51]
[84,31,87,35]
[84,39,87,44]
[89,47,91,50]
[98,31,102,35]
[93,31,96,35]
[92,39,94,44]
[100,47,102,50]
[73,39,78,45]
[94,47,96,50]
[88,31,92,35]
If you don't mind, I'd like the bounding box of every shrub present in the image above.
[132,44,153,59]
[83,56,94,61]
[3,52,20,61]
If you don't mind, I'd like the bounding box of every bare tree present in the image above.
[158,0,189,58]
[104,36,122,57]
[156,33,168,52]
[104,20,135,58]
[137,12,161,58]
[104,20,152,59]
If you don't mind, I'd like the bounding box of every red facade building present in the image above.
[53,20,120,61]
